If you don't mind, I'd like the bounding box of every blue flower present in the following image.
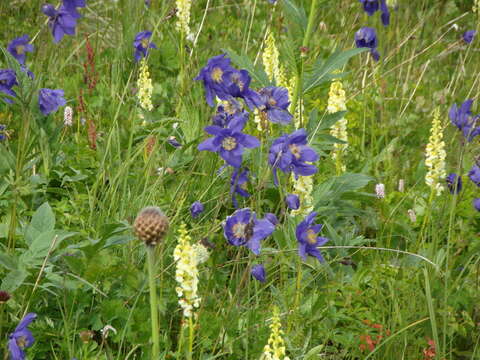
[194,54,234,107]
[251,264,266,282]
[212,99,248,128]
[468,164,480,187]
[221,69,261,110]
[39,88,66,115]
[198,114,260,168]
[264,213,278,226]
[256,87,293,125]
[295,212,328,262]
[355,27,380,61]
[0,69,18,104]
[0,124,6,141]
[61,0,86,18]
[133,31,157,62]
[190,201,204,218]
[463,30,476,44]
[473,198,480,212]
[42,4,79,43]
[359,0,389,26]
[167,136,182,148]
[446,173,462,194]
[8,313,37,360]
[449,100,480,141]
[285,194,300,210]
[268,128,318,186]
[230,168,251,208]
[223,208,275,255]
[7,35,34,65]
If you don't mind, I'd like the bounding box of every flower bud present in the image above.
[134,207,169,247]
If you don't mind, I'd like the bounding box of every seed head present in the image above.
[134,206,169,246]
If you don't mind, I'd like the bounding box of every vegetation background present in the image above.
[0,0,479,359]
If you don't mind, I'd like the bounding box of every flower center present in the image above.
[268,96,277,106]
[222,136,237,151]
[289,144,301,159]
[306,229,317,245]
[16,336,27,349]
[211,67,223,83]
[0,79,6,85]
[140,38,150,49]
[232,222,246,238]
[16,45,25,55]
[231,74,244,91]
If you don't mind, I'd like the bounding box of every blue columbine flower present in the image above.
[221,68,261,110]
[358,0,389,26]
[446,173,462,194]
[190,201,204,218]
[0,69,18,104]
[42,4,79,43]
[7,35,34,65]
[256,87,293,125]
[473,198,480,212]
[223,208,275,255]
[251,264,266,282]
[212,99,248,128]
[265,213,278,226]
[194,54,234,107]
[355,27,380,61]
[39,88,66,115]
[133,31,157,62]
[8,313,37,360]
[285,194,300,210]
[61,0,86,18]
[198,114,260,168]
[463,30,476,44]
[468,164,480,187]
[268,128,319,186]
[295,211,328,263]
[230,168,251,208]
[449,100,480,141]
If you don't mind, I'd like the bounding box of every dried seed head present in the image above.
[0,290,11,304]
[134,206,169,246]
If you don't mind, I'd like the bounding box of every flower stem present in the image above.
[147,246,160,359]
[187,316,194,360]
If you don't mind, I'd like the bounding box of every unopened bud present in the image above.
[134,207,169,247]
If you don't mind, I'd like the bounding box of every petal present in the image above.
[198,137,218,152]
[204,125,223,135]
[267,108,293,125]
[239,134,260,148]
[298,243,307,260]
[220,148,243,168]
[299,147,319,162]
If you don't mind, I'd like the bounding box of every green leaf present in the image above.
[281,0,307,30]
[308,110,347,135]
[304,48,368,93]
[25,202,55,245]
[304,345,325,359]
[20,231,75,268]
[223,48,270,87]
[0,252,17,270]
[313,173,374,205]
[1,268,28,293]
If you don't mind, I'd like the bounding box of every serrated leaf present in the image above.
[25,202,55,245]
[304,48,368,93]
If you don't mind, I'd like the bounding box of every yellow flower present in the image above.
[261,306,290,360]
[425,108,446,196]
[137,58,153,111]
[263,31,281,84]
[327,80,348,173]
[173,224,201,318]
[176,0,192,36]
[291,174,314,217]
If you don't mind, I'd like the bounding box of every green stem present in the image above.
[188,316,194,360]
[147,246,160,359]
[290,0,319,120]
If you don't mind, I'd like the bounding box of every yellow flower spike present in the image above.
[261,306,290,360]
[425,108,447,196]
[327,80,348,173]
[291,173,314,218]
[176,0,192,36]
[137,58,153,112]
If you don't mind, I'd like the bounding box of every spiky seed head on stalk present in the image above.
[134,206,169,247]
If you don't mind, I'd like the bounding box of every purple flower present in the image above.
[285,194,300,210]
[251,264,266,282]
[198,114,260,168]
[265,213,278,226]
[230,168,251,208]
[446,173,462,194]
[221,69,261,110]
[61,0,86,18]
[449,100,480,141]
[39,88,66,115]
[133,31,157,62]
[194,54,234,107]
[212,99,248,128]
[42,4,79,43]
[190,201,204,218]
[223,208,275,255]
[473,198,480,212]
[358,0,389,25]
[0,69,18,104]
[7,35,34,65]
[8,313,37,360]
[295,212,328,262]
[468,164,480,187]
[463,30,476,44]
[167,136,182,148]
[355,27,380,61]
[256,87,293,125]
[268,128,318,186]
[0,124,6,141]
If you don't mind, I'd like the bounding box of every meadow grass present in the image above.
[0,0,479,359]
